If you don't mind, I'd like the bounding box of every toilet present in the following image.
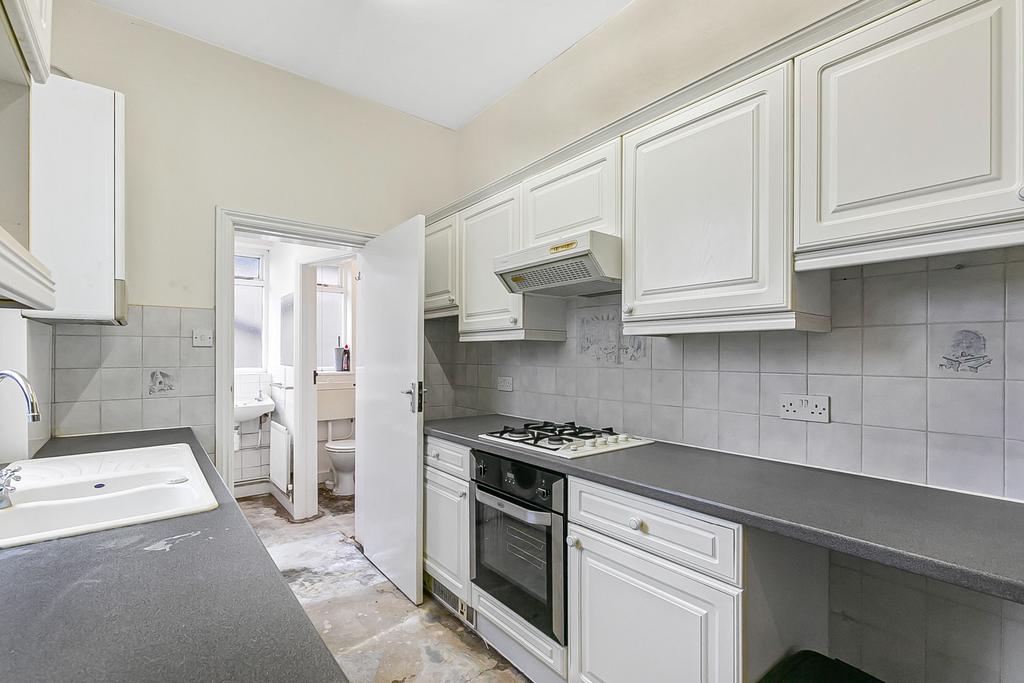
[317,374,356,496]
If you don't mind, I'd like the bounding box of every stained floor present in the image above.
[239,490,528,683]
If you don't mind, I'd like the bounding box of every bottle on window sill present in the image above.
[341,344,351,372]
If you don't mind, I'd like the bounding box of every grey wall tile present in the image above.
[683,334,718,370]
[719,372,759,414]
[101,336,142,368]
[718,412,757,456]
[928,249,1005,271]
[928,323,1003,379]
[651,336,683,370]
[808,328,862,375]
[180,338,215,366]
[143,398,180,428]
[927,433,1004,496]
[864,258,927,277]
[577,367,598,398]
[864,272,927,325]
[719,332,759,371]
[1008,322,1024,380]
[103,305,142,335]
[597,368,623,400]
[809,375,862,424]
[623,402,652,437]
[760,373,806,416]
[1007,381,1024,441]
[575,397,599,425]
[180,307,215,335]
[555,367,577,395]
[760,331,806,373]
[181,396,216,427]
[1007,440,1024,505]
[928,379,1003,438]
[54,401,100,436]
[101,368,142,400]
[143,306,181,336]
[863,377,926,430]
[683,408,717,449]
[651,405,682,443]
[1008,262,1024,321]
[862,426,926,483]
[929,264,1004,323]
[808,422,861,472]
[55,323,100,336]
[598,400,622,427]
[651,370,682,407]
[142,337,179,367]
[831,278,863,328]
[863,326,927,377]
[101,399,142,432]
[55,369,101,403]
[683,371,717,409]
[623,369,651,403]
[55,336,101,369]
[759,416,805,462]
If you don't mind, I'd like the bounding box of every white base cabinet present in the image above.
[794,0,1024,270]
[423,465,470,602]
[621,64,829,336]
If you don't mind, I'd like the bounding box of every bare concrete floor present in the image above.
[239,490,529,683]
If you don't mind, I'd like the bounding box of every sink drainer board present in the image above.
[0,443,218,548]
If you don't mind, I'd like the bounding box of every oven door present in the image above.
[471,482,565,645]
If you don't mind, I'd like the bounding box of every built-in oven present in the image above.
[470,450,566,645]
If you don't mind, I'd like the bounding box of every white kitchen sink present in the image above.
[0,443,218,548]
[234,396,275,424]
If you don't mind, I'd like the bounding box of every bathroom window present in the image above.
[316,265,348,370]
[235,251,268,370]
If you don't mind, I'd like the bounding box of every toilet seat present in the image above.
[325,438,355,452]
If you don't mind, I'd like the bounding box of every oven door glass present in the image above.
[473,484,563,642]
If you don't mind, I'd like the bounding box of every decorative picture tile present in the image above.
[145,368,179,397]
[577,308,649,367]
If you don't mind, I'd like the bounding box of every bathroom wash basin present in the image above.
[234,396,275,423]
[0,443,218,548]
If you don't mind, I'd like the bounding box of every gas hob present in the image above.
[479,421,653,458]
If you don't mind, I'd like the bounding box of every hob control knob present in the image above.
[585,439,596,448]
[608,435,619,444]
[596,437,608,446]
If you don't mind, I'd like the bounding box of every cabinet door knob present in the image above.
[1018,186,1024,200]
[566,535,580,549]
[627,517,643,531]
[508,315,518,325]
[622,304,633,315]
[448,295,456,304]
[458,491,467,499]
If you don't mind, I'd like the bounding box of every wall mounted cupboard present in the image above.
[424,215,458,319]
[1,0,51,83]
[794,0,1024,270]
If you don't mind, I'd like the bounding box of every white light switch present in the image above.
[192,329,214,347]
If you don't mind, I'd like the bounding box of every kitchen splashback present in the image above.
[435,247,1024,503]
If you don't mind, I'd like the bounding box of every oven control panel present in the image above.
[471,450,565,513]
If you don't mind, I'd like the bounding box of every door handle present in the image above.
[401,381,423,413]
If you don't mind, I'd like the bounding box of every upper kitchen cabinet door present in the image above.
[458,187,523,334]
[424,215,458,317]
[3,0,52,83]
[523,139,621,247]
[622,64,796,330]
[795,0,1024,263]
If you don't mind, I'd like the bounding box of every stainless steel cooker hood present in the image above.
[493,230,622,297]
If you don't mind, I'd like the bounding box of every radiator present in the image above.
[269,421,291,492]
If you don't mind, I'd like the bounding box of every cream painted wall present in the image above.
[51,0,458,309]
[453,0,859,197]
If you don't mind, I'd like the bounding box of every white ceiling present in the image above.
[90,0,632,130]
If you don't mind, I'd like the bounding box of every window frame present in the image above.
[315,264,348,372]
[234,246,270,373]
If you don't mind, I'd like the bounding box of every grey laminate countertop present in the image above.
[426,415,1024,603]
[1,428,346,683]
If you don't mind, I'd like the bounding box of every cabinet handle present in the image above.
[458,491,467,499]
[566,535,580,549]
[627,517,643,531]
[622,304,633,315]
[508,315,518,325]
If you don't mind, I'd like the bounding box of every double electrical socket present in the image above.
[496,376,514,392]
[779,394,830,422]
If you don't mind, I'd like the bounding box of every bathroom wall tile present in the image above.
[683,408,718,449]
[863,326,927,377]
[683,371,717,409]
[808,422,861,473]
[651,370,682,407]
[808,375,861,424]
[928,379,1003,438]
[831,278,863,328]
[179,307,215,336]
[759,374,806,416]
[718,412,757,456]
[55,335,101,369]
[142,368,180,398]
[929,264,1004,323]
[862,426,926,483]
[180,338,215,367]
[143,306,181,337]
[142,337,179,367]
[927,433,1004,496]
[623,402,652,437]
[928,323,1003,379]
[718,372,759,414]
[1008,262,1024,320]
[651,405,682,443]
[597,368,623,400]
[863,272,927,325]
[863,258,927,277]
[651,336,683,370]
[760,331,806,373]
[180,396,216,427]
[1008,322,1024,379]
[103,306,143,336]
[808,328,862,375]
[54,401,100,435]
[683,334,718,370]
[719,332,759,371]
[862,377,926,430]
[758,416,806,463]
[55,369,101,403]
[1007,440,1024,501]
[142,398,180,429]
[101,399,142,432]
[101,368,142,400]
[623,369,651,403]
[101,336,142,368]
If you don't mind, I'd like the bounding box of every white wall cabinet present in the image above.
[424,215,458,318]
[458,187,565,341]
[24,76,126,325]
[1,0,51,83]
[523,139,621,247]
[794,0,1024,270]
[568,523,739,683]
[423,465,470,602]
[621,64,828,335]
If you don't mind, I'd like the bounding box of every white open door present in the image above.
[355,215,425,604]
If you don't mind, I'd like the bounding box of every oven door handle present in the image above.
[475,488,553,527]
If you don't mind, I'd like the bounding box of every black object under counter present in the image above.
[1,428,346,683]
[426,414,1024,604]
